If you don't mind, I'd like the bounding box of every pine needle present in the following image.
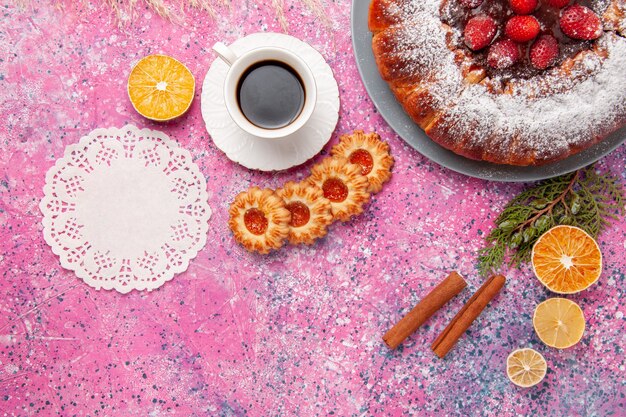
[477,165,625,276]
[271,0,289,32]
[301,0,332,29]
[182,0,217,19]
[17,0,326,30]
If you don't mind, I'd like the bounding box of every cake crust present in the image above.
[369,0,626,166]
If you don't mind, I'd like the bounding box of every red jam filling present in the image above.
[244,208,268,235]
[285,201,311,228]
[322,178,349,202]
[349,149,374,175]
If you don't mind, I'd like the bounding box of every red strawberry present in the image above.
[464,15,498,51]
[505,15,541,43]
[530,34,560,69]
[488,39,521,69]
[510,0,537,15]
[546,0,570,8]
[560,5,603,40]
[460,0,484,8]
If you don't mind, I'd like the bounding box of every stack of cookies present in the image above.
[228,130,394,254]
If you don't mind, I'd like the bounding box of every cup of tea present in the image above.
[212,42,317,139]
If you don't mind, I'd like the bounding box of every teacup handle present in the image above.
[212,42,238,66]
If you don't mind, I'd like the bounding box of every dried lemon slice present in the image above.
[127,54,195,121]
[506,348,547,388]
[531,225,602,294]
[533,298,585,349]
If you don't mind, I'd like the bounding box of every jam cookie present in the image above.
[331,130,394,193]
[276,181,333,245]
[228,187,291,254]
[308,157,370,222]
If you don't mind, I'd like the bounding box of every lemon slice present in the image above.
[127,54,195,121]
[506,348,547,387]
[533,297,585,349]
[532,225,602,294]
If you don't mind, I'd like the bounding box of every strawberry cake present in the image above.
[369,0,626,166]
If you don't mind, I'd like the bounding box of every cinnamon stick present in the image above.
[431,274,506,358]
[383,271,467,349]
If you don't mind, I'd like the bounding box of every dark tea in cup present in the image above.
[237,60,305,130]
[213,42,317,139]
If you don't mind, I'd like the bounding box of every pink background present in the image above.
[1,1,625,415]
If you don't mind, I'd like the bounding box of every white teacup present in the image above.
[212,42,317,140]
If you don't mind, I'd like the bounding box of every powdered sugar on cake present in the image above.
[388,12,465,96]
[448,33,626,161]
[371,0,626,165]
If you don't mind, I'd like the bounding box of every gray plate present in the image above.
[351,1,626,182]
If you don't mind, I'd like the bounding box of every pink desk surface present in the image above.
[1,1,625,416]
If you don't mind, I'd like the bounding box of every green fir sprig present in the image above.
[478,165,625,276]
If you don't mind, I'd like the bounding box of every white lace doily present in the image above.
[40,125,212,293]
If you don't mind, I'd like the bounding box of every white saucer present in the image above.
[201,33,340,171]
